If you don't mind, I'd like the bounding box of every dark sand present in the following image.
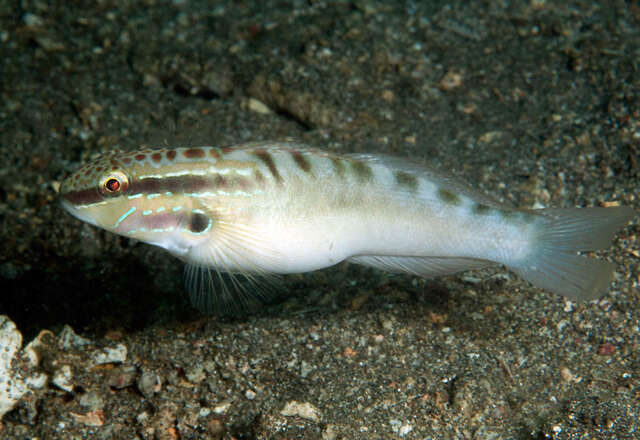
[1,1,638,438]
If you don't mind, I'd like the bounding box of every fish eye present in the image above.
[100,171,129,195]
[105,178,120,192]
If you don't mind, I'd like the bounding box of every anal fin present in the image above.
[347,255,494,278]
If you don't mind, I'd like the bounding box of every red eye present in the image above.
[100,171,129,195]
[105,178,120,192]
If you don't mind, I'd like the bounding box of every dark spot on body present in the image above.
[351,161,373,182]
[151,153,162,163]
[332,158,345,178]
[122,157,132,165]
[188,212,211,233]
[134,154,146,161]
[437,188,461,205]
[394,171,418,192]
[184,148,205,159]
[209,148,221,159]
[167,150,177,161]
[472,203,493,215]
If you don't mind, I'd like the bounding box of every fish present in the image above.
[59,141,637,313]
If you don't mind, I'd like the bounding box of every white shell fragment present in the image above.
[0,315,29,419]
[280,400,322,423]
[58,324,92,350]
[91,344,128,366]
[0,316,48,419]
[0,316,133,421]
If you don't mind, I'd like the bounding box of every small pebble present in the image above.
[51,365,74,393]
[138,370,162,398]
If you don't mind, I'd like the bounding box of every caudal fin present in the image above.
[510,207,636,301]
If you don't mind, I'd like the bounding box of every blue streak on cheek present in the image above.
[127,227,147,234]
[113,206,137,229]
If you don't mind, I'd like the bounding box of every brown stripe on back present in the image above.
[214,174,227,188]
[291,151,312,173]
[183,148,205,159]
[63,188,103,206]
[131,175,212,195]
[252,150,282,182]
[212,173,255,191]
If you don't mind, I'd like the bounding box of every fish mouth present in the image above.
[59,198,100,228]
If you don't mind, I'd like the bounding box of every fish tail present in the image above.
[509,207,636,301]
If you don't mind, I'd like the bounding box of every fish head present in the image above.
[59,147,237,261]
[60,151,135,230]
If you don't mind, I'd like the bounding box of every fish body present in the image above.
[60,141,636,311]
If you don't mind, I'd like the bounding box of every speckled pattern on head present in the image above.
[62,150,124,192]
[61,146,244,206]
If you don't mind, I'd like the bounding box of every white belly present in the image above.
[250,207,534,274]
